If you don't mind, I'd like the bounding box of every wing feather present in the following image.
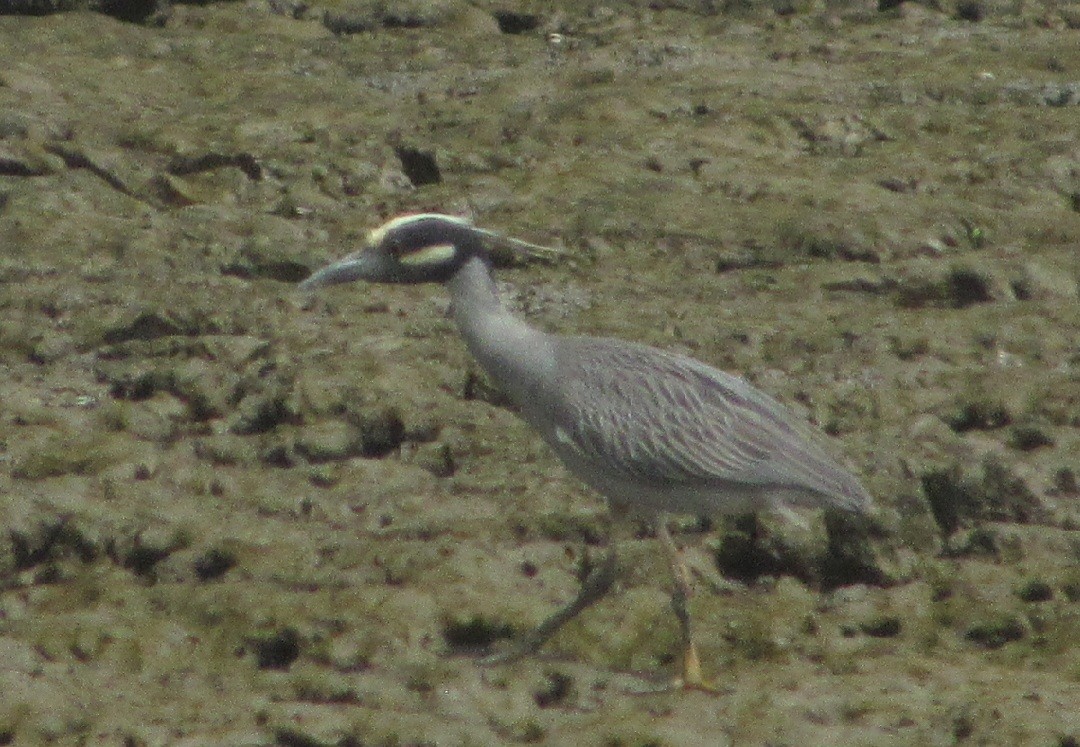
[548,337,870,511]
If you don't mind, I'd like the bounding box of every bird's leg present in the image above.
[657,517,717,692]
[480,543,619,665]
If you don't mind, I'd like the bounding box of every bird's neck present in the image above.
[446,257,553,407]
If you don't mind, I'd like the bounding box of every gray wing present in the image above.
[550,337,871,512]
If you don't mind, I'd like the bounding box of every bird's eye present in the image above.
[385,233,404,258]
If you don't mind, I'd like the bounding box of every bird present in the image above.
[299,212,875,690]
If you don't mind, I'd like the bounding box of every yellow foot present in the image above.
[672,672,726,694]
[622,674,726,696]
[619,646,728,696]
[674,643,726,695]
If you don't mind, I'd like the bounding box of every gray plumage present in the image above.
[301,212,874,687]
[538,337,870,516]
[440,249,871,522]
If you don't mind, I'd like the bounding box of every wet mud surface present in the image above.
[1,0,1079,744]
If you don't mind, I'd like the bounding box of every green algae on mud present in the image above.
[1,0,1079,744]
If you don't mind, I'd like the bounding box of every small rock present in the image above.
[1007,424,1054,451]
[347,405,405,456]
[28,331,75,364]
[193,547,238,582]
[0,142,62,176]
[1015,579,1053,603]
[945,396,1011,433]
[411,441,455,477]
[101,310,184,345]
[221,235,309,282]
[1011,261,1079,301]
[894,263,999,309]
[713,513,826,585]
[229,392,292,435]
[860,615,903,638]
[119,525,188,577]
[250,627,301,669]
[964,615,1026,649]
[194,434,259,465]
[295,420,361,463]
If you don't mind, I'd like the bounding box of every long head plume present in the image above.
[300,213,565,292]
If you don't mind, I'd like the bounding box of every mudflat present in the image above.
[1,1,1078,744]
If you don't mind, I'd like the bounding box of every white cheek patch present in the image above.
[399,243,456,266]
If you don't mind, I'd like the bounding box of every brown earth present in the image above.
[1,1,1079,744]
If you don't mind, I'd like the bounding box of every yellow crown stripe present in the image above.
[367,213,472,247]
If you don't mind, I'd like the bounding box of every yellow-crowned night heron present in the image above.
[300,213,874,689]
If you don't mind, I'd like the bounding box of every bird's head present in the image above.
[300,213,486,290]
[300,213,565,293]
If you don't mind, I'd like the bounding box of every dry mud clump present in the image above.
[1,0,1079,744]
